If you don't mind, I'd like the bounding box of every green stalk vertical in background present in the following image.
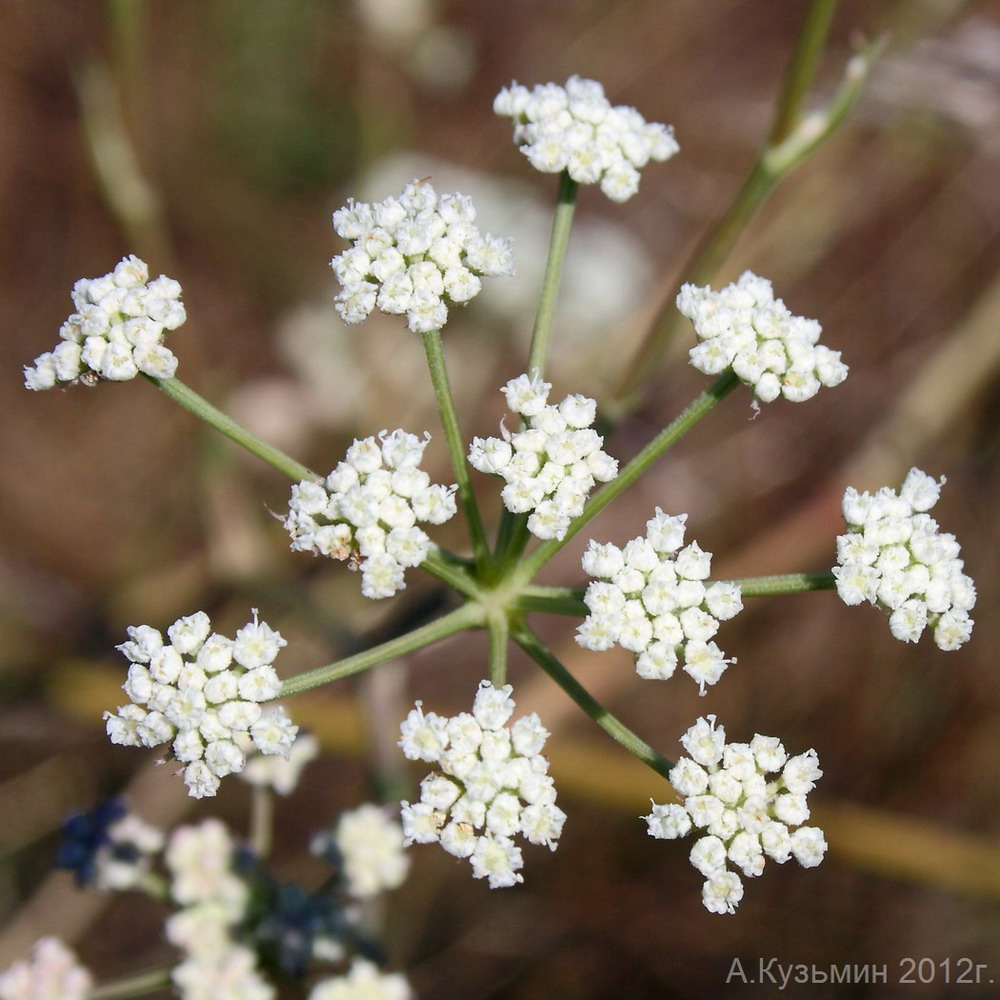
[610,0,883,415]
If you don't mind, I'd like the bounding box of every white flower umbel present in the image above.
[398,680,566,888]
[676,271,848,403]
[311,803,410,898]
[284,429,457,599]
[833,467,976,650]
[308,959,413,1000]
[165,819,248,918]
[645,715,826,915]
[468,371,618,540]
[23,254,185,390]
[331,178,514,333]
[0,938,92,1000]
[494,75,679,202]
[104,610,298,798]
[165,819,275,1000]
[575,508,743,693]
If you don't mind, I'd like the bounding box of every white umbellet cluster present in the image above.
[676,271,849,402]
[311,803,411,899]
[0,938,92,1000]
[575,509,743,693]
[308,959,413,1000]
[645,715,827,915]
[493,75,679,202]
[331,179,515,333]
[165,819,275,1000]
[23,255,185,390]
[104,610,298,799]
[398,681,566,889]
[284,429,457,599]
[468,371,618,540]
[833,468,976,650]
[93,813,165,892]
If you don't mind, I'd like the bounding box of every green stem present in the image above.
[147,375,316,483]
[420,546,481,599]
[518,572,838,612]
[763,35,886,175]
[609,8,882,414]
[420,329,491,570]
[515,586,587,617]
[727,571,836,597]
[769,0,840,145]
[135,870,170,904]
[492,511,531,576]
[487,613,509,688]
[517,371,740,582]
[513,623,673,780]
[526,170,578,378]
[87,966,173,1000]
[278,602,484,698]
[493,172,578,570]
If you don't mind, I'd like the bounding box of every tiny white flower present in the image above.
[470,835,524,888]
[644,802,692,840]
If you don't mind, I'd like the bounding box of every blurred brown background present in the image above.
[2,0,1000,997]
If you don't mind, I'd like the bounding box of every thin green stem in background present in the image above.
[526,170,578,378]
[727,571,837,597]
[249,785,275,859]
[516,371,741,582]
[148,375,317,483]
[421,329,491,571]
[513,623,673,781]
[88,966,174,1000]
[610,2,883,414]
[279,601,485,698]
[769,0,839,145]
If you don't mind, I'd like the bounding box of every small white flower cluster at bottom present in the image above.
[398,680,566,888]
[165,819,275,1000]
[645,715,826,915]
[311,803,411,899]
[307,959,413,1000]
[0,938,92,1000]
